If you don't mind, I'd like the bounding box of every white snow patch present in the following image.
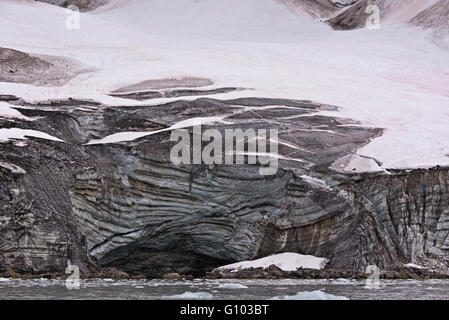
[333,278,353,284]
[0,161,26,174]
[86,115,230,145]
[345,156,384,173]
[215,252,329,272]
[0,128,64,143]
[404,263,428,270]
[269,290,349,300]
[331,154,386,173]
[0,102,31,120]
[300,175,332,190]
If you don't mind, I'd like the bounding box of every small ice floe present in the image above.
[269,290,349,300]
[217,283,248,289]
[162,291,213,300]
[333,278,353,284]
[214,252,329,272]
[13,141,27,147]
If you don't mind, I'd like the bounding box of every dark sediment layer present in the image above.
[0,95,20,102]
[111,77,214,93]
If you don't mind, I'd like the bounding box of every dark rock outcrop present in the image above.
[0,47,91,87]
[327,0,449,32]
[208,263,449,280]
[278,0,340,19]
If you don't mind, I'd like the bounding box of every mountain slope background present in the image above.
[327,0,448,30]
[35,0,107,11]
[35,0,449,31]
[2,0,447,170]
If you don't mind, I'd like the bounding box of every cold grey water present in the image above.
[0,278,448,300]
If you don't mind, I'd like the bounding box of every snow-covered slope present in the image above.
[0,0,449,171]
[98,0,328,42]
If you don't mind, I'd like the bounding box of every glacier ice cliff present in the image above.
[0,96,448,277]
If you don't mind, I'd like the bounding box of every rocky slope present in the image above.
[0,95,447,277]
[36,0,108,11]
[0,48,90,87]
[327,0,447,30]
[410,0,449,32]
[277,0,339,19]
